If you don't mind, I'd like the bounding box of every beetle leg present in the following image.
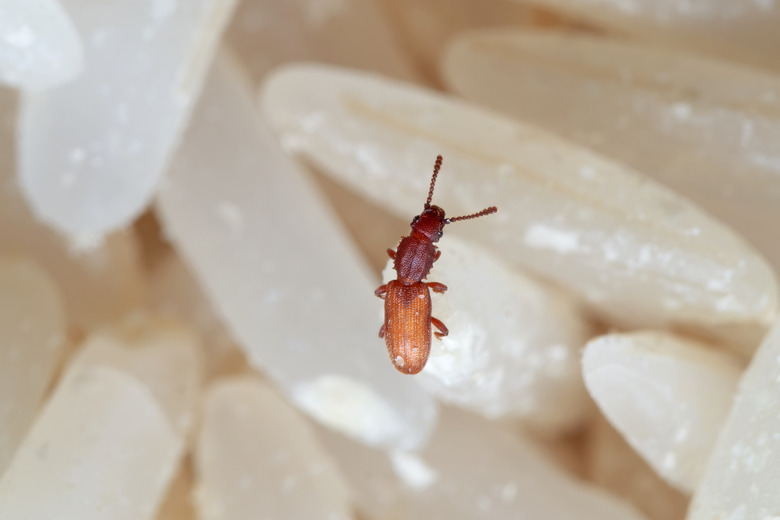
[433,249,441,261]
[431,317,449,339]
[379,324,386,338]
[427,282,448,294]
[387,249,396,260]
[375,284,387,298]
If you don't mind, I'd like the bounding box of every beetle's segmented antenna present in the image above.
[425,155,444,208]
[446,206,498,224]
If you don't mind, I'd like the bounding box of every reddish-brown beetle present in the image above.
[375,155,497,374]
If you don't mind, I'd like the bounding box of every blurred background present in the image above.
[1,0,779,519]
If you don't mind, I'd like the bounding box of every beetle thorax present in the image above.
[394,236,437,284]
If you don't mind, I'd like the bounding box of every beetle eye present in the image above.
[411,215,420,226]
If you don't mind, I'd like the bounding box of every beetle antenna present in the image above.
[446,206,498,224]
[425,155,443,209]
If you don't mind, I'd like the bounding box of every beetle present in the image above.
[375,155,497,374]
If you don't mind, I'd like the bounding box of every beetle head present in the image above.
[410,205,446,242]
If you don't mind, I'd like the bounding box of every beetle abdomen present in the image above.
[383,280,432,374]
